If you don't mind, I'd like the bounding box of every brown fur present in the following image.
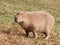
[14,11,55,40]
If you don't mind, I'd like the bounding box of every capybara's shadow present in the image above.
[18,32,35,38]
[18,33,33,38]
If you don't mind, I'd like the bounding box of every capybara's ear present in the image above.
[21,11,25,14]
[20,11,26,15]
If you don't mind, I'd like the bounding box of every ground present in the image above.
[0,0,60,45]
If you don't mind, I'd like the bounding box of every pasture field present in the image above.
[0,0,60,45]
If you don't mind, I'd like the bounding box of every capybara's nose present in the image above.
[14,17,17,23]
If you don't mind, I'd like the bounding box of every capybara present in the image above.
[14,11,55,40]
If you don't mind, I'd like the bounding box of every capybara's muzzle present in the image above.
[14,16,18,23]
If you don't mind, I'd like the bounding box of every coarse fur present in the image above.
[14,11,55,40]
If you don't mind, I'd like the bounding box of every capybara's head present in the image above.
[14,11,26,24]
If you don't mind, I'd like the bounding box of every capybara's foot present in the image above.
[44,35,50,40]
[32,31,37,39]
[43,32,50,40]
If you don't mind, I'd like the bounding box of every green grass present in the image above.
[0,0,60,45]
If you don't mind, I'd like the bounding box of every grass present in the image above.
[0,0,60,45]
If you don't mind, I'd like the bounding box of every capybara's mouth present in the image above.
[15,19,17,23]
[19,21,23,24]
[18,21,24,26]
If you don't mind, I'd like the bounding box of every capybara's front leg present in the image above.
[25,30,29,37]
[32,31,37,39]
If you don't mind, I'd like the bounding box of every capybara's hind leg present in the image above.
[45,33,50,40]
[44,29,50,40]
[32,31,37,39]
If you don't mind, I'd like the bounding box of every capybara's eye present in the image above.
[16,13,20,15]
[21,14,23,15]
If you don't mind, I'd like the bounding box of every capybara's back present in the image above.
[14,11,55,40]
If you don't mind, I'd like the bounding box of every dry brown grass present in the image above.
[0,22,60,45]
